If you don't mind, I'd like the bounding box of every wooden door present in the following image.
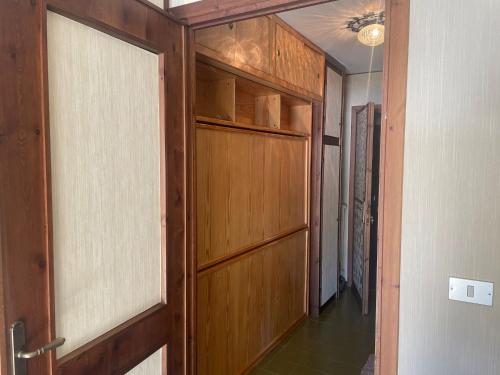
[352,103,375,315]
[0,1,186,374]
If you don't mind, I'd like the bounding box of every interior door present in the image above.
[352,103,375,315]
[0,1,186,374]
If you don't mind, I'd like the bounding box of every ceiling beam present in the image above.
[167,0,337,28]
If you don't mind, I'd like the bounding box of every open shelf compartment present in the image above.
[196,61,312,135]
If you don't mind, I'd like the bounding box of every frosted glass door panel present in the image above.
[47,12,162,357]
[127,349,163,375]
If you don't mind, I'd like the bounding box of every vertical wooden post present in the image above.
[375,0,410,374]
[309,100,324,317]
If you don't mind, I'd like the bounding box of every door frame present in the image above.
[0,0,187,374]
[177,0,410,374]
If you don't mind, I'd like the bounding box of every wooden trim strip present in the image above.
[323,135,339,146]
[195,123,309,142]
[308,101,324,318]
[244,314,306,373]
[197,53,322,102]
[195,116,310,138]
[197,225,309,273]
[57,304,169,375]
[47,0,177,53]
[375,0,410,374]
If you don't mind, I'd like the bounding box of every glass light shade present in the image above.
[357,23,384,47]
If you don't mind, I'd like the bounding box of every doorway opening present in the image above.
[189,1,388,373]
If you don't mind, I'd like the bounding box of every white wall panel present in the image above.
[399,1,500,374]
[324,67,342,137]
[169,0,201,7]
[321,146,340,304]
[47,12,162,358]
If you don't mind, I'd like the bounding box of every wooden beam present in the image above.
[47,0,178,52]
[57,305,169,374]
[375,0,410,374]
[168,0,336,28]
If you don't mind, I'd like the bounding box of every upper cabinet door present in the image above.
[195,23,236,62]
[234,17,272,75]
[195,17,271,75]
[275,24,324,97]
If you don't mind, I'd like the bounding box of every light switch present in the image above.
[467,285,474,298]
[449,277,493,306]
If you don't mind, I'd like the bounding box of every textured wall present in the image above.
[340,72,382,280]
[398,1,500,374]
[321,146,340,304]
[47,12,162,360]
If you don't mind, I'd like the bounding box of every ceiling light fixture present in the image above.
[347,12,385,47]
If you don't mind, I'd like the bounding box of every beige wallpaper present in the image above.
[47,12,162,359]
[127,349,162,375]
[399,0,500,374]
[149,0,164,8]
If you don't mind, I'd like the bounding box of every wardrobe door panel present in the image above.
[275,24,324,97]
[196,126,307,268]
[196,230,307,375]
[235,17,272,74]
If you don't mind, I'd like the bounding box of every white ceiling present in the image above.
[278,0,385,74]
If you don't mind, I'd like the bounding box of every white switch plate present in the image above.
[449,277,493,306]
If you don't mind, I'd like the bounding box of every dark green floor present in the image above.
[249,288,375,375]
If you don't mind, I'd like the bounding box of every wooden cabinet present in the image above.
[275,24,324,97]
[234,17,272,75]
[195,23,236,61]
[197,230,307,375]
[196,125,308,268]
[194,21,316,374]
[196,17,272,75]
[195,16,325,99]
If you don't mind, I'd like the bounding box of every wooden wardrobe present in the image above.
[192,15,325,374]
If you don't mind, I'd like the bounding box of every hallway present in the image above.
[250,289,375,375]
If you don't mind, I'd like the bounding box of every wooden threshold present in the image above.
[197,226,308,274]
[195,116,309,138]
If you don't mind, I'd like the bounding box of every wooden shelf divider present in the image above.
[195,115,309,137]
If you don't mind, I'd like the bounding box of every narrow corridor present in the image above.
[250,289,375,375]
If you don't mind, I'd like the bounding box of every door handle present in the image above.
[10,320,65,375]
